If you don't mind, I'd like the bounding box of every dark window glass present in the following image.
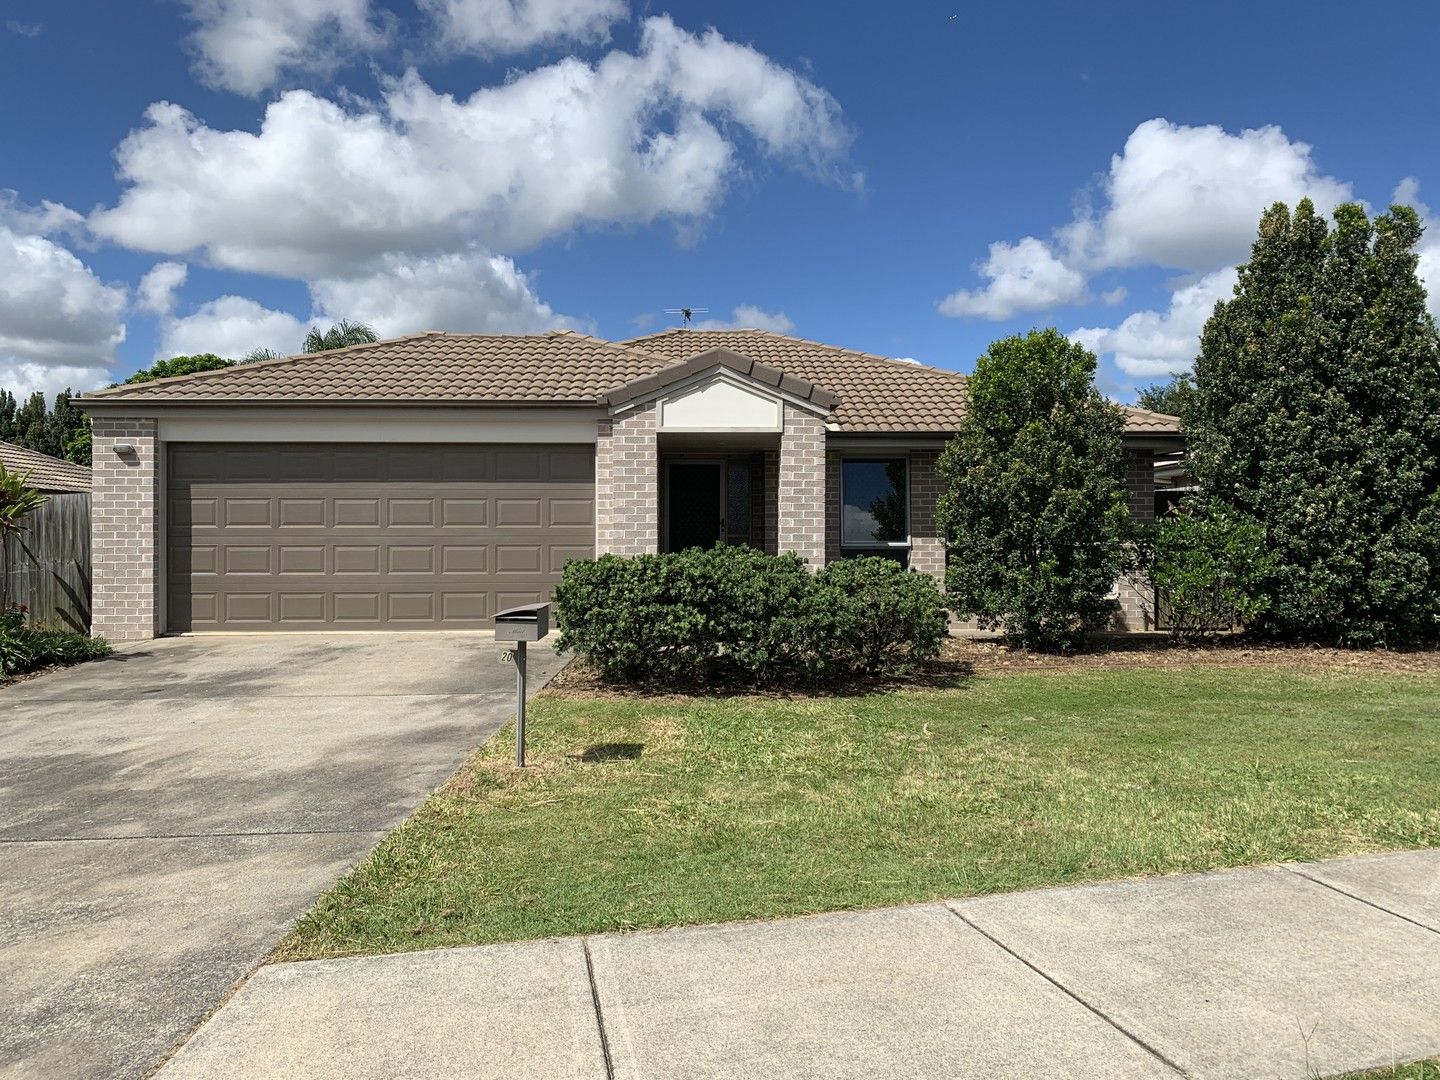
[841,458,908,546]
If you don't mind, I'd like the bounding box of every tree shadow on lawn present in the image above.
[573,742,646,763]
[543,657,978,702]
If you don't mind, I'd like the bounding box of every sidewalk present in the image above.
[158,850,1440,1080]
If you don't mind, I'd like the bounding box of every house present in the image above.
[0,441,91,494]
[77,329,1182,641]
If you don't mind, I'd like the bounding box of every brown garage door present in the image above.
[166,443,594,631]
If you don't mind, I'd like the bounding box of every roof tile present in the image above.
[80,328,1181,436]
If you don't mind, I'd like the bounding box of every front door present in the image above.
[665,461,724,552]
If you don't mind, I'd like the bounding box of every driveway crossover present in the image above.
[0,634,562,1080]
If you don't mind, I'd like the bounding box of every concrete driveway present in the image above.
[0,634,565,1080]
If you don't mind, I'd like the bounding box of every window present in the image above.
[840,457,909,549]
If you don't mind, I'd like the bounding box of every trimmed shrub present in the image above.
[553,547,947,688]
[1145,509,1275,640]
[0,606,112,680]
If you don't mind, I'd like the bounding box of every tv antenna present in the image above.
[664,306,708,327]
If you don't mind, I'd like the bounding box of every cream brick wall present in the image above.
[777,405,826,564]
[91,416,161,642]
[595,404,659,555]
[908,448,946,587]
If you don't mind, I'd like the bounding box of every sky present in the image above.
[3,0,1439,402]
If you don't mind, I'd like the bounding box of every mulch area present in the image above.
[541,636,1440,701]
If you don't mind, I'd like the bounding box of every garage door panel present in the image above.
[167,443,594,631]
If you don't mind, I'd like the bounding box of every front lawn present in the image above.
[1341,1062,1440,1079]
[279,662,1440,960]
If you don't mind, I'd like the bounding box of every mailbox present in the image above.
[495,601,550,642]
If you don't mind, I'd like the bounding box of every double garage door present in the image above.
[167,443,594,631]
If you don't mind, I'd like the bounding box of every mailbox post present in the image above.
[494,602,550,767]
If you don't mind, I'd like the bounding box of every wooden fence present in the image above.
[4,492,92,631]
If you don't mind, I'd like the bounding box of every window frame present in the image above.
[838,454,912,551]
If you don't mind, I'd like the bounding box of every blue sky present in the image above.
[3,0,1439,401]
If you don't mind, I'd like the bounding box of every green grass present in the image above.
[0,626,111,681]
[1337,1061,1440,1079]
[279,666,1440,960]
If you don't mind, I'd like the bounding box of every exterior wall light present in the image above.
[113,443,135,455]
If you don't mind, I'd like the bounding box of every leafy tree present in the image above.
[936,329,1132,651]
[13,392,47,452]
[0,389,90,464]
[124,353,234,385]
[242,347,281,363]
[1136,373,1197,427]
[1189,199,1440,646]
[303,320,378,353]
[49,392,89,465]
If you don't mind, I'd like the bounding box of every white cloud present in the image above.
[157,295,310,360]
[136,261,189,315]
[937,236,1087,320]
[1394,177,1440,321]
[91,17,855,278]
[940,119,1353,324]
[0,200,127,396]
[693,304,795,333]
[421,0,625,55]
[309,249,578,337]
[1061,119,1353,272]
[183,0,385,95]
[1070,268,1236,379]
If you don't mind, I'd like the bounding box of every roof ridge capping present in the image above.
[622,327,967,380]
[600,344,840,411]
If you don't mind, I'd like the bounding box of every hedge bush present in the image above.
[553,547,947,688]
[0,606,112,680]
[1145,509,1275,640]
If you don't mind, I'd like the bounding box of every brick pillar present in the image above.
[91,416,160,642]
[596,404,658,556]
[908,448,946,589]
[824,448,842,564]
[761,447,779,555]
[1114,447,1157,631]
[777,405,826,565]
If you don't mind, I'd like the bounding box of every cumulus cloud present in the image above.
[91,17,855,279]
[693,304,795,333]
[939,118,1353,323]
[1061,119,1353,272]
[1070,268,1236,379]
[157,295,310,360]
[0,199,127,396]
[938,237,1087,320]
[309,249,578,337]
[136,261,189,315]
[182,0,385,96]
[421,0,625,55]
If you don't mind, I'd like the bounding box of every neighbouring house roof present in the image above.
[0,441,91,492]
[79,328,1182,438]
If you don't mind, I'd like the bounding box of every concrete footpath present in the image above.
[158,849,1440,1080]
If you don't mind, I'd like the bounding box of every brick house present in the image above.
[78,329,1181,641]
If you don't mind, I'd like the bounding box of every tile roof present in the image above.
[80,327,1181,437]
[0,441,91,492]
[83,331,666,404]
[624,329,971,433]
